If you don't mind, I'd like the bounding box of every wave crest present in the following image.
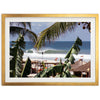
[25,48,66,54]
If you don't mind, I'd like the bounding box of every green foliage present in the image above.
[63,37,82,76]
[68,55,75,64]
[35,62,72,78]
[10,22,37,43]
[41,61,46,69]
[35,63,64,77]
[10,22,83,78]
[22,22,31,29]
[10,33,25,77]
[21,57,31,77]
[35,22,77,50]
[65,37,82,59]
[10,22,31,29]
[35,37,82,78]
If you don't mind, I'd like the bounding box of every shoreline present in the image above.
[23,53,91,62]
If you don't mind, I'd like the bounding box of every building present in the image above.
[70,59,90,77]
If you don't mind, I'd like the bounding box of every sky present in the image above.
[10,22,90,41]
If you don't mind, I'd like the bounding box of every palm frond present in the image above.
[10,26,37,42]
[10,26,24,35]
[10,22,31,29]
[22,22,31,29]
[35,22,77,50]
[26,29,37,43]
[26,22,31,29]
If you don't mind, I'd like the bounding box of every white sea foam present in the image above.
[23,52,91,62]
[25,48,56,53]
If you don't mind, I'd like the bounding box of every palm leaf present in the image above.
[35,22,77,50]
[26,22,31,29]
[26,29,37,43]
[10,22,31,29]
[10,26,37,43]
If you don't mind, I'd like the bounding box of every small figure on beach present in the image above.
[42,52,44,61]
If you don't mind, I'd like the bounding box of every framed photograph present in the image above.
[2,14,99,85]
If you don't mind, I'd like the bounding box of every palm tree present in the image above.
[34,22,76,50]
[10,22,37,43]
[34,22,90,50]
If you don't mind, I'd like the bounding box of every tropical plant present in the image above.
[34,22,90,50]
[34,22,77,50]
[35,37,82,77]
[21,57,31,77]
[10,33,32,77]
[10,33,25,77]
[10,22,37,43]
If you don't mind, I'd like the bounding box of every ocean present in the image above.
[17,41,90,54]
[10,41,90,61]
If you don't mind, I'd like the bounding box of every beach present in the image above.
[10,40,91,77]
[23,52,91,62]
[22,52,91,78]
[10,41,90,62]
